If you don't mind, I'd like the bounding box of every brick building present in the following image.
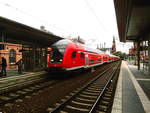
[0,42,22,69]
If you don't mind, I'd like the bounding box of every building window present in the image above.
[9,49,16,64]
[0,44,5,50]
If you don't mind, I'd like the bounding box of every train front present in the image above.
[47,39,71,72]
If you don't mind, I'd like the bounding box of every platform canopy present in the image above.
[0,16,63,47]
[114,0,150,42]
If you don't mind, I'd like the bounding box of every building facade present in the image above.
[0,42,22,69]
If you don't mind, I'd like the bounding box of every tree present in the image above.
[113,51,127,59]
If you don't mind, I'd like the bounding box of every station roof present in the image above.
[0,16,63,47]
[114,0,150,42]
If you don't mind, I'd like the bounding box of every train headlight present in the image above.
[59,59,62,61]
[51,59,54,62]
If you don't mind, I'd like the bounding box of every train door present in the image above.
[71,51,77,67]
[85,54,89,68]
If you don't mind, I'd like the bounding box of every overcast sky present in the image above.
[0,0,132,53]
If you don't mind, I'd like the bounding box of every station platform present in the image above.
[112,61,150,113]
[0,69,30,78]
[0,69,47,79]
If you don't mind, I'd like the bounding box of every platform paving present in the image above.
[128,64,150,100]
[0,69,29,78]
[112,61,150,113]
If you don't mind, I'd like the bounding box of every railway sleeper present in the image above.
[105,91,112,95]
[25,95,31,99]
[75,97,95,102]
[23,88,33,92]
[85,89,101,93]
[29,86,39,90]
[4,103,13,107]
[47,107,54,112]
[16,90,27,94]
[60,111,68,113]
[67,101,92,110]
[79,94,97,99]
[71,100,93,107]
[69,92,75,96]
[61,99,67,102]
[0,96,10,101]
[102,97,111,101]
[55,102,61,107]
[15,99,23,103]
[72,90,79,93]
[87,87,102,91]
[101,100,109,106]
[65,95,70,99]
[104,93,111,97]
[72,98,94,106]
[82,91,99,96]
[9,93,19,98]
[66,105,89,112]
[98,105,108,112]
[96,110,106,113]
[77,95,97,100]
[91,85,104,88]
[89,86,103,89]
[106,87,113,92]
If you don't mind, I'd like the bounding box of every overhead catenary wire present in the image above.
[83,0,114,48]
[1,2,72,37]
[83,0,108,33]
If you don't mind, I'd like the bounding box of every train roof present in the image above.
[53,39,105,54]
[84,47,104,54]
[52,39,72,46]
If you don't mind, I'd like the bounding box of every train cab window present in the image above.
[50,39,71,64]
[80,52,85,58]
[72,51,76,58]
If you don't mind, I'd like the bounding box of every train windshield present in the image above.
[50,39,72,64]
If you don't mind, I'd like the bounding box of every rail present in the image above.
[49,61,121,113]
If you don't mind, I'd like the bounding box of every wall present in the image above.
[0,42,22,69]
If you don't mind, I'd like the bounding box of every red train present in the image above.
[47,39,120,72]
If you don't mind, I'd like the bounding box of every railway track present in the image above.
[47,61,121,113]
[0,71,47,94]
[0,61,120,113]
[0,80,58,106]
[0,63,114,107]
[0,72,60,107]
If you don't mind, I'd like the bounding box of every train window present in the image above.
[80,52,85,58]
[72,51,76,58]
[90,59,94,64]
[52,39,71,56]
[97,59,102,63]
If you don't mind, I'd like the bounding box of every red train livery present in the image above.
[47,39,119,72]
